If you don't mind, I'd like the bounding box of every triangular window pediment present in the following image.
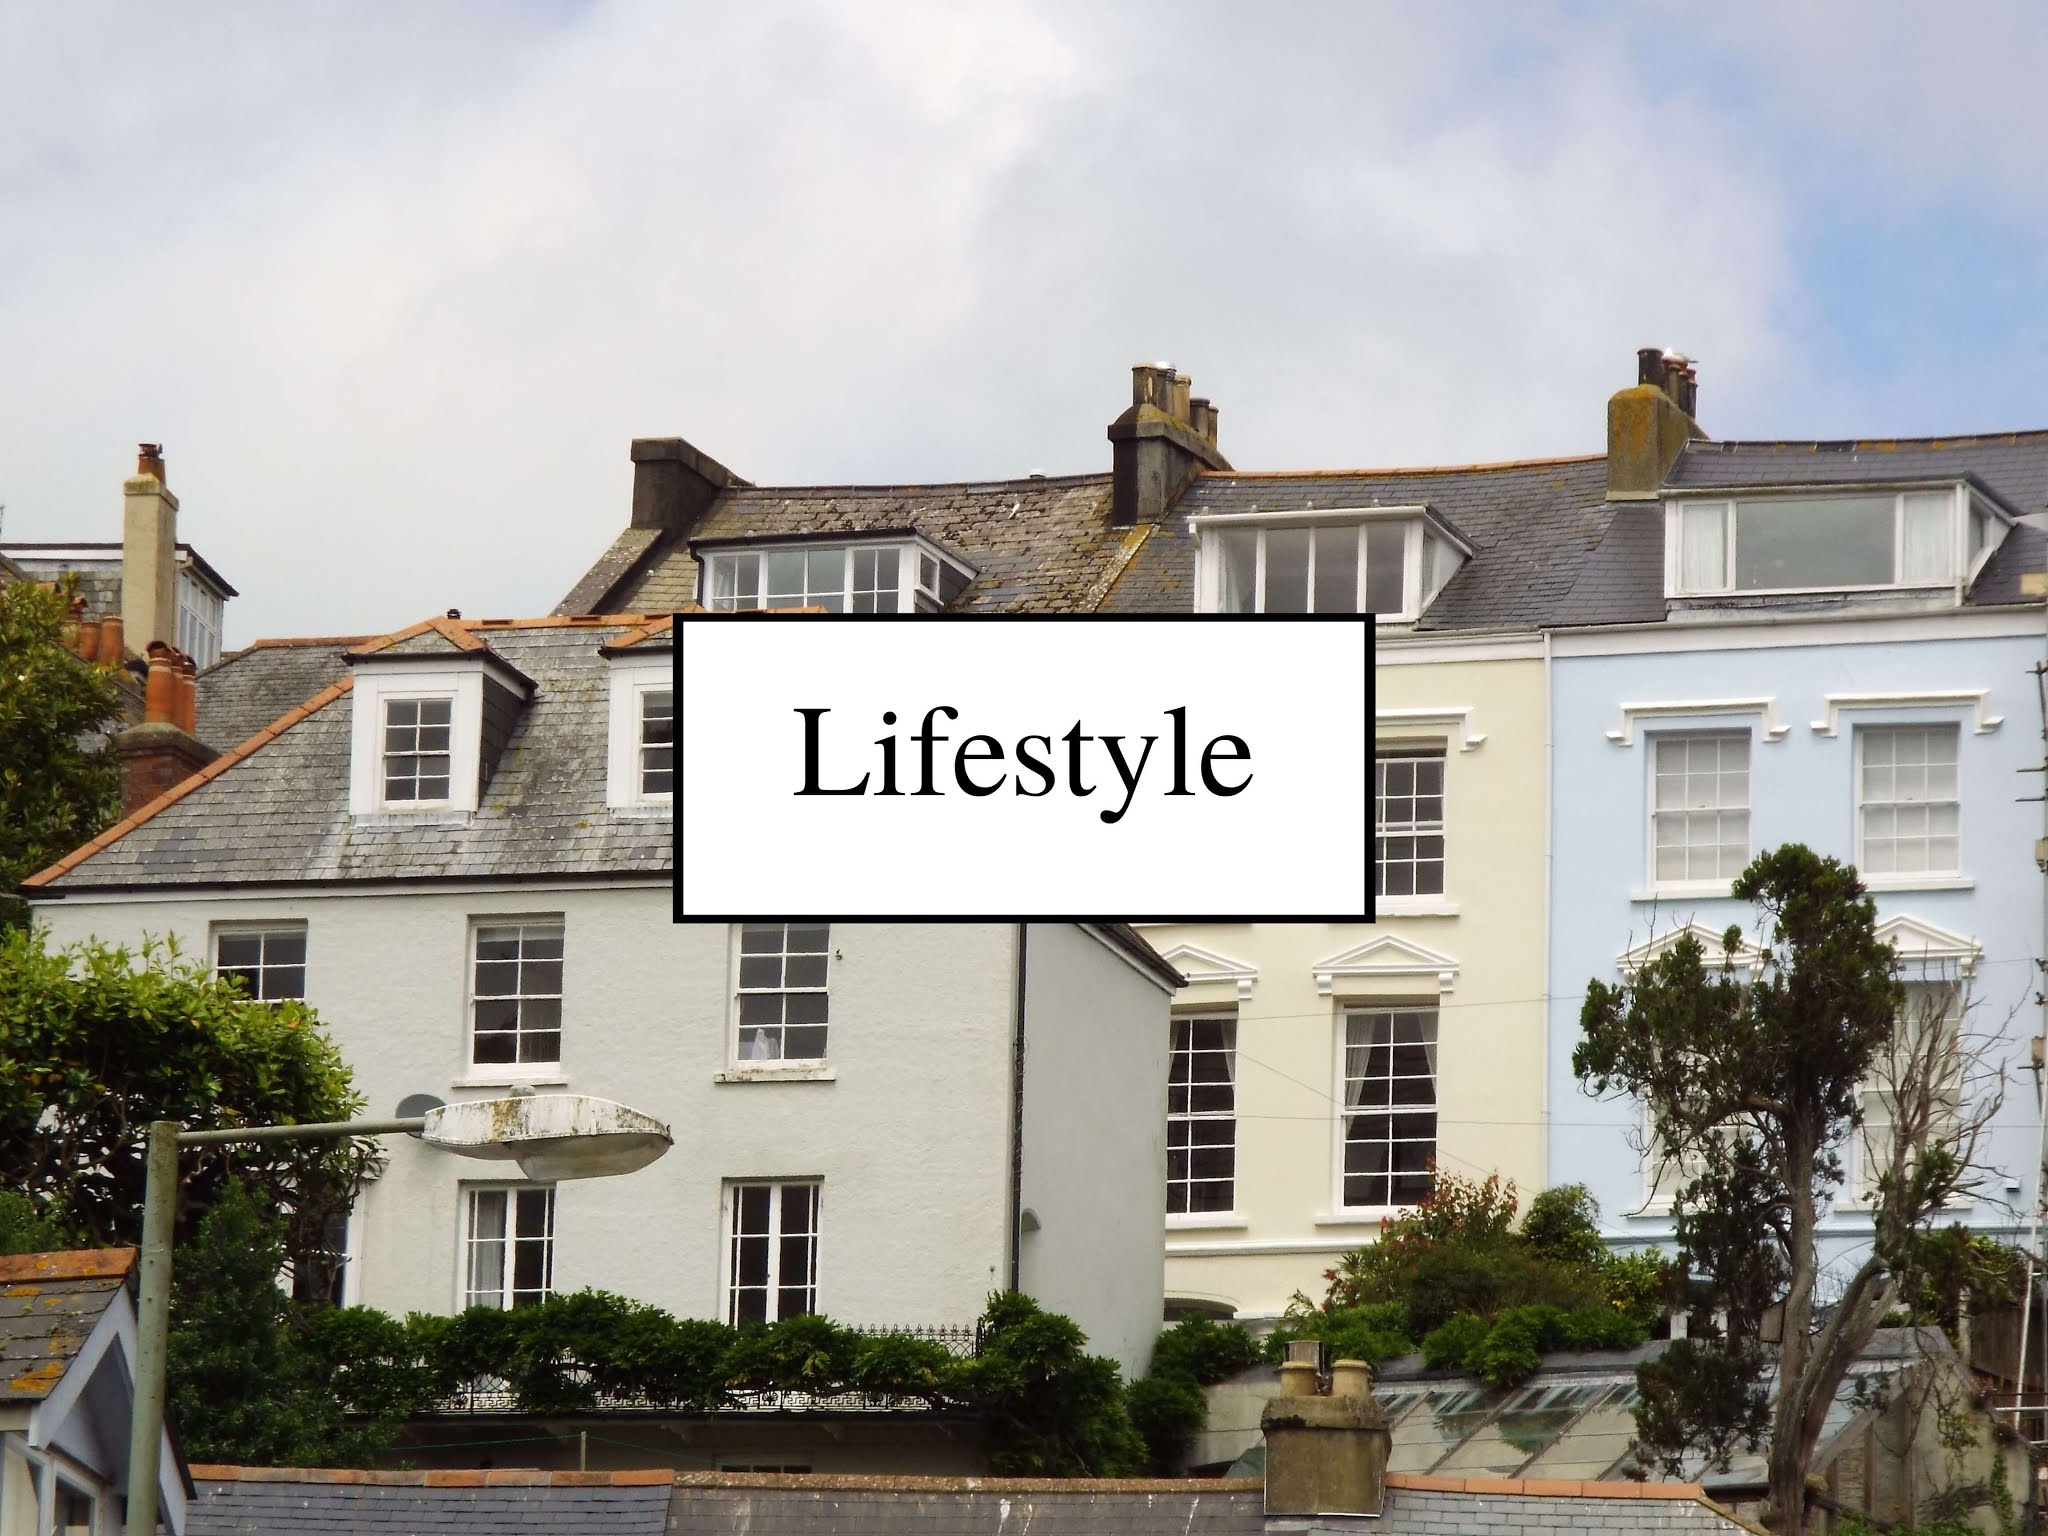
[1616,923,1761,976]
[1313,935,1459,996]
[1874,913,1981,975]
[1155,942,1259,1001]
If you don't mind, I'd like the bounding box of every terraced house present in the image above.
[557,352,2048,1316]
[22,612,1181,1472]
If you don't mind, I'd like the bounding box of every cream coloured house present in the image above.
[1145,635,1549,1323]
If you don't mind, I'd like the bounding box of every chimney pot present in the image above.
[143,650,177,725]
[175,654,198,734]
[97,614,124,665]
[137,443,165,484]
[1329,1359,1375,1400]
[1170,373,1192,425]
[75,612,101,663]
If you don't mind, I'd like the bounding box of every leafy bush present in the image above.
[1148,1315,1263,1385]
[1127,1374,1208,1469]
[1519,1185,1606,1269]
[1466,1305,1565,1387]
[1267,1299,1415,1368]
[0,1191,68,1256]
[1421,1314,1490,1372]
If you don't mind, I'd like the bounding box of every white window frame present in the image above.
[1332,1004,1439,1218]
[1664,484,2011,600]
[605,655,674,811]
[730,923,831,1066]
[1188,505,1468,623]
[211,921,309,1004]
[466,916,566,1073]
[460,1183,556,1310]
[1166,1014,1237,1221]
[1645,730,1752,896]
[348,664,484,815]
[723,1179,821,1326]
[175,566,224,671]
[699,538,974,615]
[1854,722,1962,883]
[1375,741,1448,905]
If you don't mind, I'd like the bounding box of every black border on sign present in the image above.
[672,611,1375,924]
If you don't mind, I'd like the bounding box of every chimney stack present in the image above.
[113,640,216,816]
[122,442,180,653]
[1606,348,1704,500]
[628,438,750,535]
[1259,1356,1391,1518]
[1107,362,1231,524]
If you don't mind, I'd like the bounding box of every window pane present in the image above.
[1859,724,1961,876]
[1313,526,1359,613]
[1901,493,1954,584]
[1166,1016,1235,1215]
[1734,496,1893,589]
[1376,747,1446,897]
[1264,528,1310,613]
[1679,503,1726,590]
[1217,530,1257,612]
[1365,524,1405,614]
[1651,735,1749,882]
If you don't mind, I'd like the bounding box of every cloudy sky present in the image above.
[4,3,2047,643]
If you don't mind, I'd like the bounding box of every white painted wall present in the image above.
[1016,922,1173,1378]
[35,896,1025,1331]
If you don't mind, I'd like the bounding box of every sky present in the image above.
[4,2,2048,644]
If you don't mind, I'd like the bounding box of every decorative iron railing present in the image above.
[428,1322,982,1416]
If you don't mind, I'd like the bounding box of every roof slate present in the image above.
[573,476,1131,615]
[196,642,360,755]
[182,1471,1757,1535]
[0,1248,133,1403]
[564,425,2048,633]
[186,1481,671,1536]
[36,620,670,892]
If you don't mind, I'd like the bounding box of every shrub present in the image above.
[1467,1305,1565,1388]
[1267,1300,1414,1368]
[1519,1185,1606,1269]
[1148,1316,1262,1385]
[1420,1314,1490,1373]
[1127,1374,1208,1471]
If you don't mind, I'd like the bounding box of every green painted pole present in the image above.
[124,1120,178,1536]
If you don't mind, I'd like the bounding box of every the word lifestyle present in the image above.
[794,705,1253,825]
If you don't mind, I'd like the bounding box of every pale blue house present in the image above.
[1542,356,2048,1272]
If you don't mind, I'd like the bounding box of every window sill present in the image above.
[608,801,673,820]
[1859,873,1973,893]
[357,808,474,824]
[1630,882,1736,903]
[1314,1209,1414,1226]
[714,1065,837,1084]
[454,1071,568,1089]
[1376,897,1458,917]
[1165,1214,1248,1232]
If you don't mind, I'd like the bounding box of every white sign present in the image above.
[674,616,1372,919]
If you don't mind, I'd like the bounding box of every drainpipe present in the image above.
[1540,626,1554,1187]
[1008,922,1028,1292]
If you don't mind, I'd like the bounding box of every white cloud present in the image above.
[6,1,2009,642]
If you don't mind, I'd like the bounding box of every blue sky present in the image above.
[2,3,2045,639]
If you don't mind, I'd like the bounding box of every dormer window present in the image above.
[1190,507,1469,621]
[697,533,975,614]
[605,644,674,812]
[1666,484,2009,599]
[345,637,535,817]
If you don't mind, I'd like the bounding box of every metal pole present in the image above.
[175,1117,424,1147]
[124,1120,178,1536]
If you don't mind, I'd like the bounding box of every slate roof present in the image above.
[564,421,2048,633]
[0,1248,134,1402]
[186,1469,671,1536]
[27,616,671,893]
[183,1469,1761,1536]
[196,639,364,754]
[565,474,1148,616]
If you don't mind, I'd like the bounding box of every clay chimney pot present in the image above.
[97,614,124,664]
[143,651,177,725]
[175,655,198,734]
